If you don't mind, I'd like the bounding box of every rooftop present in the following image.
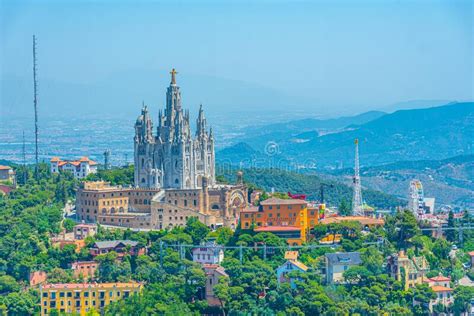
[431,285,453,292]
[260,198,307,206]
[41,282,141,290]
[0,165,12,170]
[284,251,299,261]
[428,275,451,282]
[92,240,139,249]
[326,252,362,265]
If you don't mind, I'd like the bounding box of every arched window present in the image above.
[211,204,219,210]
[175,179,179,184]
[141,178,145,183]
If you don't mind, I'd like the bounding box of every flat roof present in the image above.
[260,198,307,206]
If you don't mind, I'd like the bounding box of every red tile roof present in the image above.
[0,165,12,170]
[468,251,474,257]
[254,226,301,232]
[42,282,141,289]
[431,285,453,292]
[428,275,451,282]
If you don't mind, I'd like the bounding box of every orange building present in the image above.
[240,198,322,245]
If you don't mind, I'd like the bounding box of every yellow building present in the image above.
[39,282,142,316]
[386,251,429,290]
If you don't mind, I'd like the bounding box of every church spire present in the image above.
[196,104,207,137]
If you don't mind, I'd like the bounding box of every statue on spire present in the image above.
[170,68,178,85]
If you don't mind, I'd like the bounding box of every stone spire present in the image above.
[196,104,207,137]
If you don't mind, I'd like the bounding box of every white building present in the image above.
[192,242,224,265]
[50,157,98,179]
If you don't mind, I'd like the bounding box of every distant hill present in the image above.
[218,166,402,209]
[234,110,386,150]
[326,155,474,209]
[218,102,474,169]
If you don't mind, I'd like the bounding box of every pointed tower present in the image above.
[352,139,363,216]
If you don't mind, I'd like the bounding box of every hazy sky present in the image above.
[1,0,473,112]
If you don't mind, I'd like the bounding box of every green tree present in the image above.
[446,210,457,242]
[184,217,210,244]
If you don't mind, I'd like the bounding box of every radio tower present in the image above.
[33,35,39,179]
[352,139,363,216]
[22,131,27,184]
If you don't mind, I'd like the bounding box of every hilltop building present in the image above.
[71,261,99,280]
[50,157,98,179]
[131,70,247,229]
[325,252,361,284]
[39,282,142,316]
[75,181,160,227]
[89,240,145,257]
[0,165,16,185]
[386,250,429,290]
[29,271,47,287]
[73,223,97,240]
[240,198,322,245]
[134,69,215,189]
[276,251,308,288]
[192,242,224,265]
[203,264,228,306]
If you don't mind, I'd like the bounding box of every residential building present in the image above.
[30,271,47,287]
[50,157,98,179]
[276,251,308,289]
[0,165,16,185]
[71,261,99,280]
[386,250,429,290]
[424,274,451,288]
[39,282,142,316]
[430,286,454,311]
[240,198,321,245]
[325,252,362,284]
[89,240,145,257]
[192,242,224,265]
[73,224,97,240]
[203,264,228,306]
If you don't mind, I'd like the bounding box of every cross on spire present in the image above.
[170,68,178,85]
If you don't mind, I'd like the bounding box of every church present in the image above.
[134,69,215,189]
[133,69,247,229]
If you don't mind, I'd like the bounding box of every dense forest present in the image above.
[1,164,473,315]
[218,166,402,209]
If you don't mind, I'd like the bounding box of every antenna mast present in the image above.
[33,35,39,179]
[352,139,363,216]
[22,131,27,184]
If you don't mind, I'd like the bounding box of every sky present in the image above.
[0,0,473,117]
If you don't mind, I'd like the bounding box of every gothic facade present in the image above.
[134,69,215,189]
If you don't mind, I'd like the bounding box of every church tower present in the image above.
[134,69,215,189]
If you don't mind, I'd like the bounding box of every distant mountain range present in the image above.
[217,102,474,169]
